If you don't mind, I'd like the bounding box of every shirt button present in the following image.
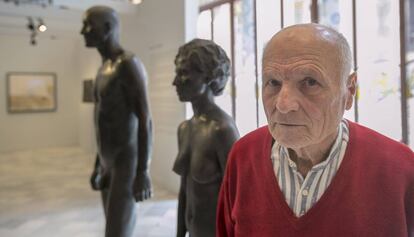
[302,189,309,196]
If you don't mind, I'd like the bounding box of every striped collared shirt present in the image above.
[271,119,349,217]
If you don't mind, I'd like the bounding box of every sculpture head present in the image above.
[80,6,120,48]
[173,39,231,102]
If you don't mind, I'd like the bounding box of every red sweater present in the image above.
[217,121,414,237]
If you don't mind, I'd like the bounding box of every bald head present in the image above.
[81,6,120,47]
[85,6,119,27]
[263,24,352,83]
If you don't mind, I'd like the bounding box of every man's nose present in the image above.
[275,85,299,114]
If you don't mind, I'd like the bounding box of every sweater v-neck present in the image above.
[263,121,356,229]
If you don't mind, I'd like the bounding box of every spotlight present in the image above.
[37,18,47,32]
[38,24,47,32]
[129,0,142,5]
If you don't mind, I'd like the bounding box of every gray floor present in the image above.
[0,147,178,237]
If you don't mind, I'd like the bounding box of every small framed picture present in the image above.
[6,72,57,113]
[82,79,95,103]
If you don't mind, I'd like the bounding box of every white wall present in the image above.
[76,40,100,154]
[114,0,197,193]
[0,35,80,152]
[0,0,198,193]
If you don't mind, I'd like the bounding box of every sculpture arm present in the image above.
[215,122,239,174]
[90,154,104,190]
[123,55,153,202]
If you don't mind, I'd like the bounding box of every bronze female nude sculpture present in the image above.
[172,39,239,237]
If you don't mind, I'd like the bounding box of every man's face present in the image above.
[80,13,107,48]
[173,56,207,102]
[262,27,354,149]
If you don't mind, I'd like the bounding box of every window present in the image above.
[357,0,401,141]
[198,0,412,147]
[256,0,281,127]
[283,0,312,27]
[233,0,258,135]
[213,3,233,117]
[319,0,355,121]
[407,0,414,147]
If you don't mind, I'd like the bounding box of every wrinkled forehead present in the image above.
[263,25,340,66]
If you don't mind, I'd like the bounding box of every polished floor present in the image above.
[0,147,178,237]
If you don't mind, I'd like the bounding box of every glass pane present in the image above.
[407,0,414,148]
[213,3,233,117]
[283,0,312,27]
[407,61,414,148]
[190,10,212,119]
[256,0,282,127]
[357,0,401,141]
[319,0,355,121]
[197,10,212,40]
[234,0,258,136]
[199,0,216,6]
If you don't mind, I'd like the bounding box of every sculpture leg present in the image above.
[104,160,137,237]
[101,188,109,218]
[190,180,220,237]
[176,176,187,237]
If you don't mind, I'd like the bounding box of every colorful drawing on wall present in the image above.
[6,72,57,113]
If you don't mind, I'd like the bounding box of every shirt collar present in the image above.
[273,119,349,171]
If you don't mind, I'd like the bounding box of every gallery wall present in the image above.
[76,0,198,192]
[76,43,100,154]
[0,0,197,193]
[123,0,197,193]
[0,35,80,152]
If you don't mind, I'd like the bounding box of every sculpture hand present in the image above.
[90,169,102,190]
[90,169,108,191]
[133,171,153,202]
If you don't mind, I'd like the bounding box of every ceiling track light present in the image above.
[26,16,46,45]
[27,17,47,33]
[3,0,53,8]
[129,0,142,5]
[37,18,47,32]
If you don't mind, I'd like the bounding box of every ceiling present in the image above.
[0,0,141,40]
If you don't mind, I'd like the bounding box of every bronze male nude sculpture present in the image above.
[173,39,240,237]
[80,6,152,237]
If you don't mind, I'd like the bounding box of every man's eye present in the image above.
[303,77,319,87]
[268,79,281,87]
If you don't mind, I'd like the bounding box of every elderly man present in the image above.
[216,23,414,237]
[80,6,152,237]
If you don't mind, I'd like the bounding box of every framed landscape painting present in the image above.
[6,72,57,113]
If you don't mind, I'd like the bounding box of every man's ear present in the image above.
[345,72,357,110]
